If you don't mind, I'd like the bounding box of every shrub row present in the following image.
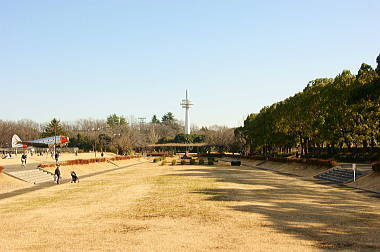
[153,156,166,163]
[198,153,225,158]
[200,154,337,168]
[147,152,173,157]
[38,155,139,168]
[373,162,380,172]
[201,153,336,168]
[173,158,213,165]
[248,156,337,168]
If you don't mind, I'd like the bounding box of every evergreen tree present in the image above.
[107,114,127,126]
[151,115,160,124]
[162,112,175,123]
[41,118,66,137]
[240,54,380,159]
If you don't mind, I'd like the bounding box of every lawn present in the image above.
[1,159,380,251]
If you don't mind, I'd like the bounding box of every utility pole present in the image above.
[53,123,58,164]
[138,117,146,131]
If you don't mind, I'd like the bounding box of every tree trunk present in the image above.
[363,140,368,149]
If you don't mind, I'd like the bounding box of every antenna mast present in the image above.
[180,90,193,134]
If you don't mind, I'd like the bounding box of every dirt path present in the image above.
[1,161,380,251]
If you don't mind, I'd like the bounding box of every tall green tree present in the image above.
[41,118,66,137]
[162,112,175,123]
[240,54,380,158]
[151,115,160,124]
[107,114,127,126]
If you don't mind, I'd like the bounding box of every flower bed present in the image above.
[38,155,139,168]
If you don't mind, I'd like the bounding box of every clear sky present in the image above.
[1,0,379,127]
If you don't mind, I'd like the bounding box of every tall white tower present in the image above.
[180,90,193,134]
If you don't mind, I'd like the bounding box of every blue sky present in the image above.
[1,0,379,127]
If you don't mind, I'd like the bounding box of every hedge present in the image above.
[38,155,139,168]
[146,152,173,157]
[262,156,337,168]
[201,153,336,168]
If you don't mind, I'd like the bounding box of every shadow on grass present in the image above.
[168,164,380,250]
[0,161,147,200]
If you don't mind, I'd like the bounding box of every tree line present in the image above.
[0,112,240,154]
[236,54,380,162]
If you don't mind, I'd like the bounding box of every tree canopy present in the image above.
[41,118,66,137]
[151,115,160,124]
[161,112,175,124]
[239,55,380,161]
[107,114,127,126]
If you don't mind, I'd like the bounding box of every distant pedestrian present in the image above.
[21,153,27,167]
[54,165,61,184]
[101,152,104,158]
[55,152,59,164]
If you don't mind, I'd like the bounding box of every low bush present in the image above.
[198,159,204,165]
[171,159,177,165]
[305,158,337,168]
[372,162,380,172]
[248,155,266,160]
[160,160,167,166]
[146,152,173,157]
[190,159,196,165]
[208,159,214,165]
[37,155,139,168]
[153,158,160,163]
[180,160,186,165]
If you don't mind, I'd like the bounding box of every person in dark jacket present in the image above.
[54,152,59,164]
[21,153,27,167]
[54,165,61,184]
[70,171,79,183]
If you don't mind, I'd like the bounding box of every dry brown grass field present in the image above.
[1,157,380,251]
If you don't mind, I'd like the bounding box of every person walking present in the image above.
[54,164,61,184]
[55,152,59,164]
